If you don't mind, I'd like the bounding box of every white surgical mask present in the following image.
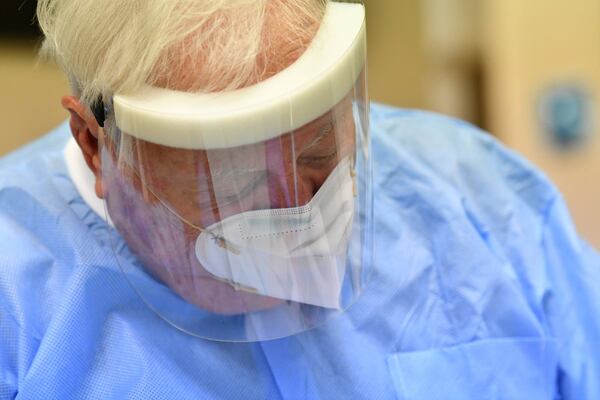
[195,157,356,309]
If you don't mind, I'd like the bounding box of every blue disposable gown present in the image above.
[1,104,599,399]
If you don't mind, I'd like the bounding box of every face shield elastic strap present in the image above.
[91,96,106,128]
[127,162,242,255]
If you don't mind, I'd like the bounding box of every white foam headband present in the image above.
[112,2,366,150]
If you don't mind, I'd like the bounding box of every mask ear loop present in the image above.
[135,167,284,297]
[351,164,357,197]
[127,166,241,255]
[129,168,283,294]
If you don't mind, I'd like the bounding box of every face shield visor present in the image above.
[98,0,372,342]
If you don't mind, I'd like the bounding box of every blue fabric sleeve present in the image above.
[542,197,600,398]
[0,124,69,400]
[0,317,20,399]
[376,107,600,398]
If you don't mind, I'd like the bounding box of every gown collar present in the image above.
[64,137,114,226]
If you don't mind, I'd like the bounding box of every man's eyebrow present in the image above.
[208,167,266,178]
[300,121,334,153]
[198,170,268,208]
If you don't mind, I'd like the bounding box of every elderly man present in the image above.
[1,0,599,398]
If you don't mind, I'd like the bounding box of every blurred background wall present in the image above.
[482,0,600,249]
[1,0,599,247]
[0,0,69,155]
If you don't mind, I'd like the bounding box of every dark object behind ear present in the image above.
[91,96,105,127]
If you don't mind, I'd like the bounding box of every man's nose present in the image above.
[268,170,321,209]
[295,175,318,207]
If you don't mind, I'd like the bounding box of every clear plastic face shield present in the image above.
[98,1,372,342]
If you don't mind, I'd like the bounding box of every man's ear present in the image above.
[62,95,105,199]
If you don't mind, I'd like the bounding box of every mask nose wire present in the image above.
[126,166,241,255]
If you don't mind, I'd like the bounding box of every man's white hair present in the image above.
[37,0,326,105]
